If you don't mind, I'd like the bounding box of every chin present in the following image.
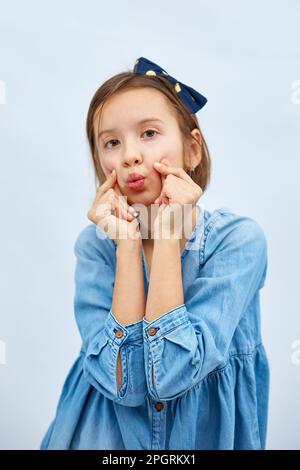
[128,194,157,207]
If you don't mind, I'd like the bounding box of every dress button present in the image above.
[149,327,157,336]
[114,329,124,338]
[154,402,164,411]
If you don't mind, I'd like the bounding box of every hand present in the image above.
[87,170,142,245]
[153,158,203,239]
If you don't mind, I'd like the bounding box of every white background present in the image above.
[0,0,299,449]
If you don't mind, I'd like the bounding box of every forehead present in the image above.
[94,88,176,133]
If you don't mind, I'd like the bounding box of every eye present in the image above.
[103,129,158,149]
[104,139,119,149]
[143,129,158,138]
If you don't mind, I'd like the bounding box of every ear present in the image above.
[184,128,203,170]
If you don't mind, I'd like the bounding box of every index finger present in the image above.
[155,162,191,183]
[97,170,116,195]
[113,182,124,197]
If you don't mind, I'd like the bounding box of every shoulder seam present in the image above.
[201,210,266,266]
[200,209,230,264]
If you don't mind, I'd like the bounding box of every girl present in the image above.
[40,57,269,450]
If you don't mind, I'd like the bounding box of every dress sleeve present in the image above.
[74,225,147,407]
[142,213,268,401]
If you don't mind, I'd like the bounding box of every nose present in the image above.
[122,145,143,167]
[122,156,143,168]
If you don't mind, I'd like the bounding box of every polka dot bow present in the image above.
[133,57,207,114]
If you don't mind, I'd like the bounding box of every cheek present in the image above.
[99,156,119,178]
[146,157,164,182]
[146,153,170,170]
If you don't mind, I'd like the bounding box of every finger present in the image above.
[99,172,135,219]
[95,191,133,224]
[105,190,131,221]
[96,169,117,196]
[114,182,136,215]
[154,159,169,204]
[103,198,133,223]
[155,194,169,205]
[160,159,168,187]
[114,194,135,221]
[154,183,165,204]
[115,206,133,221]
[153,161,191,183]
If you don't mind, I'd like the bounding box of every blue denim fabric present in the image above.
[40,202,269,450]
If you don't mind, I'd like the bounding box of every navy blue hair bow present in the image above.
[133,57,207,114]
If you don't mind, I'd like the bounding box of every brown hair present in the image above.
[86,72,211,193]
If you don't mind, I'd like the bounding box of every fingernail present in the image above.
[154,162,161,167]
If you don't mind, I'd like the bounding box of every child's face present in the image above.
[93,87,187,205]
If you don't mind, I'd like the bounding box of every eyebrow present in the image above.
[98,118,164,139]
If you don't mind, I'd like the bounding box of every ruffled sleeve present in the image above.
[142,213,268,401]
[74,225,147,407]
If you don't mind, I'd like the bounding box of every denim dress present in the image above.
[40,200,269,450]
